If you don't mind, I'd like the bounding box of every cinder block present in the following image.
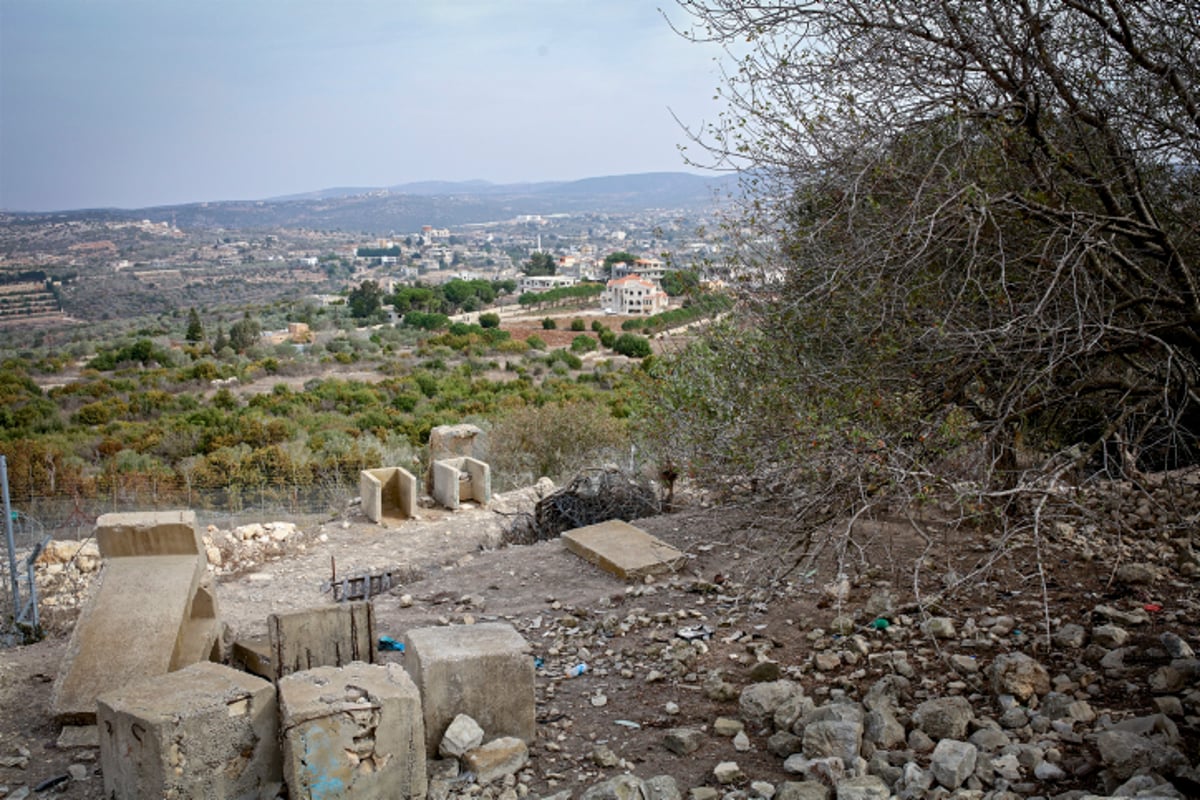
[403,623,534,753]
[360,467,417,524]
[279,663,427,800]
[97,662,280,800]
[268,601,376,680]
[431,457,491,510]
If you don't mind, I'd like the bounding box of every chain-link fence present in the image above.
[1,475,360,644]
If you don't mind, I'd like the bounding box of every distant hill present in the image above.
[18,172,738,234]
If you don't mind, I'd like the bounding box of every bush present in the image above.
[613,333,652,358]
[599,329,617,348]
[591,320,607,332]
[542,318,557,330]
[548,349,583,370]
[571,335,598,354]
[570,318,586,332]
[479,312,501,328]
[526,335,547,350]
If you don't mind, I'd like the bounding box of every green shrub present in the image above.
[479,312,501,328]
[571,335,598,354]
[613,333,652,358]
[591,320,606,332]
[542,318,557,330]
[526,335,546,350]
[570,318,586,331]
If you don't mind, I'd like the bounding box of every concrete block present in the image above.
[268,601,376,680]
[427,423,487,491]
[360,467,417,524]
[279,662,427,800]
[94,510,203,558]
[431,457,491,510]
[403,623,534,753]
[97,662,280,800]
[51,554,208,722]
[562,519,685,580]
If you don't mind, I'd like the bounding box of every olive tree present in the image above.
[644,0,1200,579]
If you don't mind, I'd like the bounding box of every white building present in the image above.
[518,274,577,294]
[602,274,669,316]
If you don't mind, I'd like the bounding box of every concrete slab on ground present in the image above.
[561,519,685,580]
[50,554,205,723]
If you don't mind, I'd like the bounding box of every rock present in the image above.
[1114,562,1155,584]
[863,708,906,750]
[968,726,1011,752]
[689,789,719,800]
[831,775,889,800]
[782,755,847,786]
[462,737,529,784]
[733,731,751,752]
[663,728,704,756]
[749,661,782,682]
[1092,624,1130,648]
[1092,604,1149,626]
[801,720,862,766]
[775,781,829,800]
[713,761,744,785]
[67,763,89,782]
[862,675,911,714]
[582,775,648,800]
[439,713,485,758]
[703,671,739,702]
[1094,729,1188,781]
[1033,760,1067,781]
[749,780,776,799]
[740,680,802,725]
[776,694,816,732]
[592,745,619,768]
[990,652,1050,701]
[829,615,855,635]
[921,617,956,639]
[929,739,977,790]
[1161,632,1195,658]
[713,717,745,737]
[768,731,803,758]
[907,728,935,754]
[645,775,681,800]
[1053,623,1088,649]
[813,652,840,672]
[912,695,974,739]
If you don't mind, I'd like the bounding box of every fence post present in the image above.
[2,455,20,624]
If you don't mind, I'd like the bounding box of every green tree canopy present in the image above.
[523,251,557,277]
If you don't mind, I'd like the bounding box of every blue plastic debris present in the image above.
[378,636,405,652]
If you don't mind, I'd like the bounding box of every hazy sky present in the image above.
[0,1,729,212]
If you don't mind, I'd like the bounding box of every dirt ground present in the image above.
[1,482,1196,797]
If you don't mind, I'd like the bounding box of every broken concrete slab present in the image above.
[56,724,99,750]
[562,519,685,580]
[97,661,280,800]
[361,467,417,524]
[403,622,535,753]
[279,662,426,800]
[432,456,491,510]
[51,554,210,723]
[268,601,376,680]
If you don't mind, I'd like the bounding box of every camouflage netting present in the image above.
[503,467,660,545]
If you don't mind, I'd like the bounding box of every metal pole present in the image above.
[1,456,20,623]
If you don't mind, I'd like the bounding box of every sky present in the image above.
[0,1,729,212]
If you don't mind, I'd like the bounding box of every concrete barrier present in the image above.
[431,457,491,510]
[360,467,417,524]
[97,661,280,800]
[403,622,534,753]
[279,662,427,800]
[51,510,220,723]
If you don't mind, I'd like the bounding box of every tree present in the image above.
[228,313,261,353]
[185,307,205,343]
[663,0,1200,490]
[479,312,501,329]
[661,269,700,297]
[613,333,652,358]
[523,251,557,277]
[542,318,557,330]
[602,251,637,278]
[347,280,384,320]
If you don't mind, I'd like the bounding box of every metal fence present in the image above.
[1,462,359,644]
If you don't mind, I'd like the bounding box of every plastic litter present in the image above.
[1144,602,1163,613]
[533,656,545,669]
[378,636,405,652]
[869,617,890,630]
[614,720,641,729]
[677,624,715,641]
[566,663,588,678]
